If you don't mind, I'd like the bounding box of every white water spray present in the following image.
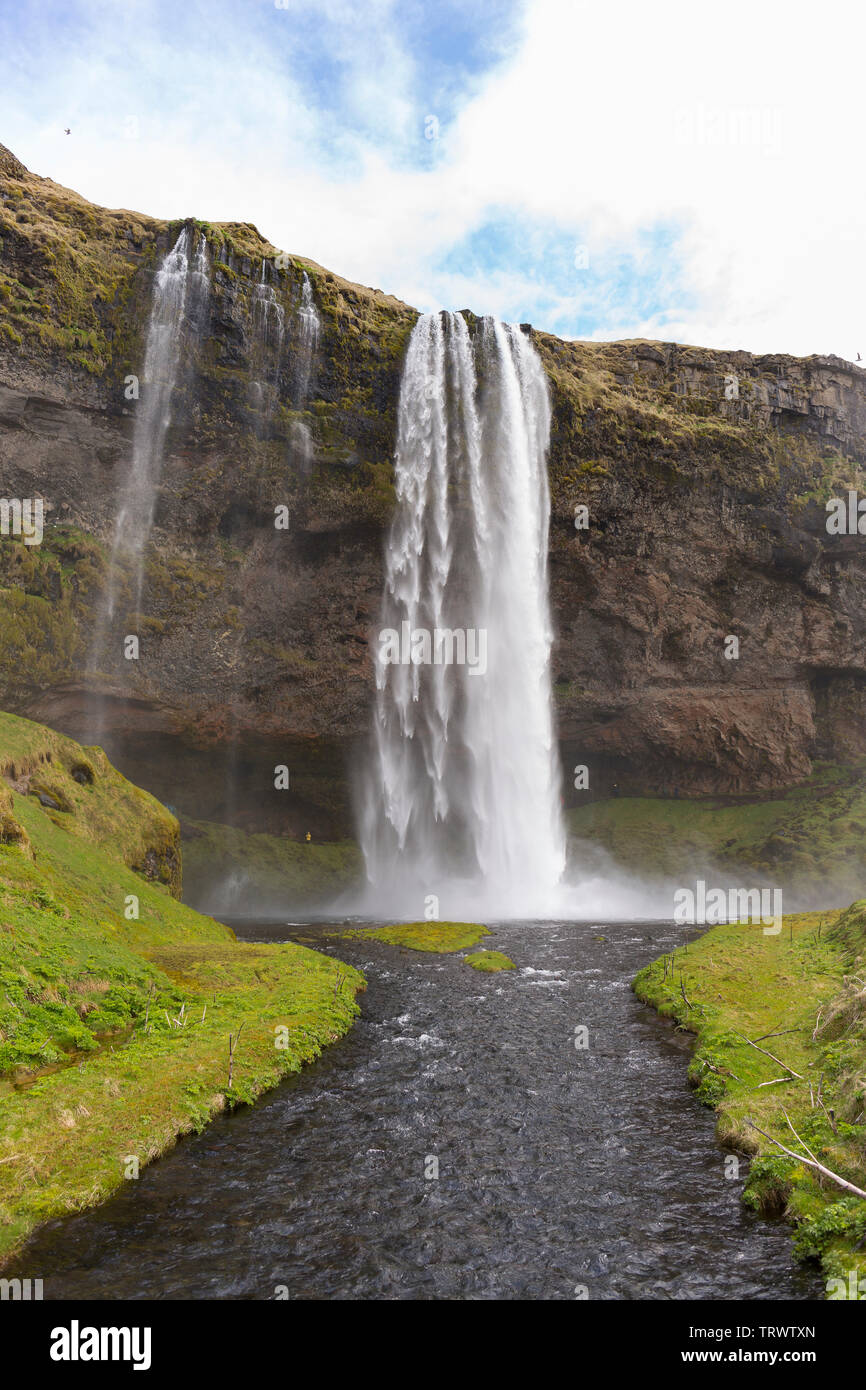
[359,311,567,918]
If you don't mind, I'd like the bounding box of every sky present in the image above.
[0,0,864,359]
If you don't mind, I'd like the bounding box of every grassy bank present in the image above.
[568,763,866,904]
[0,713,364,1266]
[634,904,866,1298]
[181,817,362,912]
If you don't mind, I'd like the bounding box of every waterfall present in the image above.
[105,225,208,618]
[359,310,566,919]
[88,227,209,731]
[248,259,283,420]
[253,258,286,347]
[290,272,320,473]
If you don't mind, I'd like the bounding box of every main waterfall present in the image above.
[359,310,567,919]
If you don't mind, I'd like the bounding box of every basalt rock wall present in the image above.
[2,142,866,834]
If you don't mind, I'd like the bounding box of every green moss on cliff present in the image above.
[0,525,105,707]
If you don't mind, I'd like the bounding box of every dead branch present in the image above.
[752,1028,803,1043]
[745,1118,866,1200]
[228,1022,244,1088]
[733,1031,804,1080]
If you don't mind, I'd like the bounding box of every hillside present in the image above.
[0,710,363,1263]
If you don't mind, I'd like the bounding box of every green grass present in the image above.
[332,921,489,952]
[634,904,866,1297]
[181,818,361,909]
[464,950,515,973]
[568,764,866,899]
[0,713,364,1265]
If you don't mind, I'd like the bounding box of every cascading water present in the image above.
[86,226,209,742]
[249,258,285,419]
[290,271,320,473]
[253,257,286,347]
[359,310,567,919]
[92,227,208,641]
[113,226,208,614]
[210,266,320,913]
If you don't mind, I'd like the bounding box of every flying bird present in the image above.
[64,128,70,135]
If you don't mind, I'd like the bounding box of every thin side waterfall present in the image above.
[210,267,320,914]
[253,257,286,347]
[87,227,209,735]
[250,258,285,418]
[290,271,320,473]
[100,227,207,625]
[359,310,567,919]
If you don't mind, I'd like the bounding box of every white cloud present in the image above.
[4,0,865,356]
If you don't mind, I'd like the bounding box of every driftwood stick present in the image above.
[752,1028,803,1043]
[782,1108,820,1166]
[815,1088,839,1137]
[733,1031,804,1080]
[680,975,703,1014]
[745,1119,866,1200]
[702,1059,742,1083]
[227,1022,244,1088]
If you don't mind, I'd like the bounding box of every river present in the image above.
[10,918,821,1300]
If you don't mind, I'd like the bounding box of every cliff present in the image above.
[2,141,866,873]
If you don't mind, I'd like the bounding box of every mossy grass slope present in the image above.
[634,905,866,1296]
[0,710,180,891]
[0,712,364,1266]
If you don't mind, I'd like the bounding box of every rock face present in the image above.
[2,142,866,838]
[542,337,866,797]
